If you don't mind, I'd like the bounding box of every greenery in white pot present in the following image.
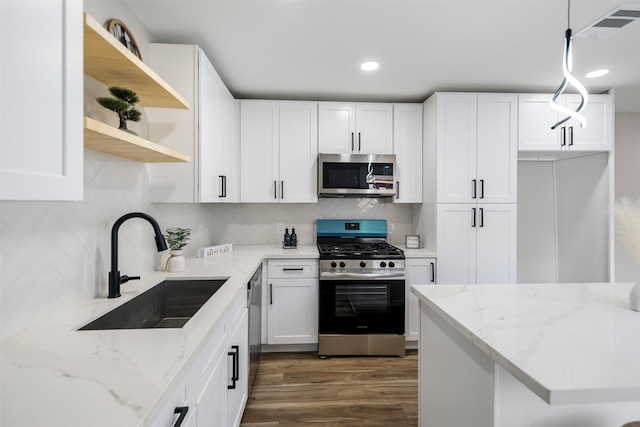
[165,227,191,252]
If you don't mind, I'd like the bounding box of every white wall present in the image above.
[614,113,640,282]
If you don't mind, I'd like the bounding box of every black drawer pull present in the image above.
[283,267,304,271]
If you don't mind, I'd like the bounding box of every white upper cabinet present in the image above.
[436,93,517,204]
[518,93,613,151]
[393,103,423,203]
[1,0,83,201]
[318,102,393,154]
[240,100,318,203]
[147,45,238,203]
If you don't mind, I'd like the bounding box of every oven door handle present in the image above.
[319,271,405,280]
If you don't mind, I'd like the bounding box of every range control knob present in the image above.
[389,261,395,268]
[380,262,387,268]
[331,261,337,268]
[360,261,366,268]
[339,261,346,268]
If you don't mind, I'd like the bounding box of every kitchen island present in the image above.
[411,282,640,427]
[0,245,318,427]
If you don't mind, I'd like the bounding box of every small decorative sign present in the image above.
[198,243,234,258]
[405,235,420,249]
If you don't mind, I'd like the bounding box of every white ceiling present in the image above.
[124,0,640,112]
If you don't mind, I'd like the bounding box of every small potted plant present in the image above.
[96,86,142,135]
[164,227,191,272]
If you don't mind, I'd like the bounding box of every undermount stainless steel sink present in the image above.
[79,279,228,330]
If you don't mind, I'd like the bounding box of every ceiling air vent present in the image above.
[575,3,640,38]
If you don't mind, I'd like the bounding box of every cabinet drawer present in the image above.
[268,259,317,278]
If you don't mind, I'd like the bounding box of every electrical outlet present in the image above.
[388,223,395,233]
[277,223,284,234]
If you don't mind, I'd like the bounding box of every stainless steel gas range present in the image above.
[316,219,405,357]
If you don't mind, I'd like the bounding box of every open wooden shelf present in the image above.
[84,13,190,110]
[84,117,190,163]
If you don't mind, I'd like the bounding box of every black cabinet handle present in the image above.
[479,207,484,228]
[351,132,355,151]
[471,208,476,228]
[218,175,227,198]
[227,345,239,390]
[472,179,477,199]
[430,262,436,283]
[273,180,277,199]
[283,267,304,271]
[270,283,273,304]
[358,132,361,151]
[281,180,284,199]
[172,407,189,427]
[561,126,566,146]
[396,181,399,199]
[568,126,574,146]
[479,179,484,199]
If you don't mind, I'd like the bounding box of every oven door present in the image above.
[319,278,405,335]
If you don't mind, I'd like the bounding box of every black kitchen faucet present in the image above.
[108,212,168,298]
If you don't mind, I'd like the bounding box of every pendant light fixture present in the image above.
[550,0,589,130]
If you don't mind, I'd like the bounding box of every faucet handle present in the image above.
[120,275,141,284]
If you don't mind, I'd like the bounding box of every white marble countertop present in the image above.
[411,282,640,405]
[0,245,318,427]
[397,246,437,258]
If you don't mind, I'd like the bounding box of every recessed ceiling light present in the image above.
[360,61,379,71]
[586,69,610,78]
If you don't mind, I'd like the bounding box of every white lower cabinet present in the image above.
[405,258,436,342]
[149,287,248,427]
[266,259,319,345]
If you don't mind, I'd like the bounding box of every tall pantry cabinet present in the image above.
[424,93,518,284]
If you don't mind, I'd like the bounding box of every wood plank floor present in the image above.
[240,350,418,426]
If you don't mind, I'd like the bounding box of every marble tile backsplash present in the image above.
[0,151,411,339]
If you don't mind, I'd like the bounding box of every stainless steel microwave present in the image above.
[318,153,396,198]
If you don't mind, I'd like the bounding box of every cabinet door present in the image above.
[240,100,280,202]
[0,0,83,201]
[436,94,478,203]
[355,103,394,154]
[565,94,612,150]
[476,204,517,284]
[436,204,477,284]
[405,258,436,341]
[198,50,222,202]
[318,102,356,153]
[477,94,517,203]
[518,94,562,151]
[393,104,423,203]
[216,85,239,202]
[196,351,227,427]
[226,309,248,427]
[267,278,319,344]
[279,101,318,203]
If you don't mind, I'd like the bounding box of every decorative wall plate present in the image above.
[105,19,142,61]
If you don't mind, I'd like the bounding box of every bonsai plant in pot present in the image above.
[164,227,191,272]
[96,86,142,135]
